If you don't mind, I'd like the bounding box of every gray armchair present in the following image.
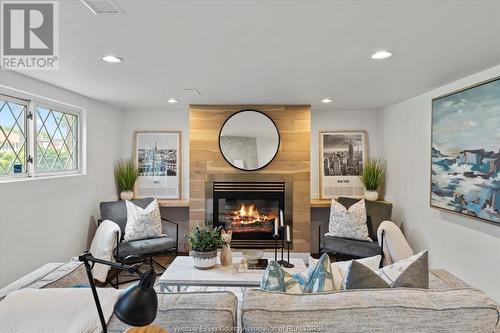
[318,197,392,261]
[99,197,179,286]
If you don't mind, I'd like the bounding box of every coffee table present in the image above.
[158,256,307,292]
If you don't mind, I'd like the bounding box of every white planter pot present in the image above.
[192,250,217,270]
[120,191,134,201]
[364,190,379,201]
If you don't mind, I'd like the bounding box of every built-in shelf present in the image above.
[310,198,391,208]
[158,199,389,208]
[310,199,331,208]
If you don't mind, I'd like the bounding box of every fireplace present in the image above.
[206,177,293,248]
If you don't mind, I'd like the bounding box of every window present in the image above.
[0,96,28,176]
[36,106,79,173]
[0,93,82,180]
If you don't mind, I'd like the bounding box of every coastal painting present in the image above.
[431,77,500,225]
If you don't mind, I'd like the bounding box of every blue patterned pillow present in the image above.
[294,253,335,293]
[260,261,302,293]
[260,254,334,294]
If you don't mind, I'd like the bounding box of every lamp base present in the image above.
[277,260,294,268]
[125,325,168,333]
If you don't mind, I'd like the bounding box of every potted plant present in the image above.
[188,225,224,269]
[114,159,138,201]
[360,158,387,201]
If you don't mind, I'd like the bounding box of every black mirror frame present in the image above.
[218,109,280,172]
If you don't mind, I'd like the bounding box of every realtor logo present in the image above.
[1,1,59,70]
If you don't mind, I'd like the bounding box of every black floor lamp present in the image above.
[79,251,158,333]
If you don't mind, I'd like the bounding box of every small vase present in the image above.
[120,191,134,201]
[364,190,379,201]
[192,249,217,270]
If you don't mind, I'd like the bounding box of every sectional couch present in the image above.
[109,269,499,332]
[1,263,498,332]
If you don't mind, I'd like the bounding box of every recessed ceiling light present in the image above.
[321,98,333,104]
[371,50,393,60]
[101,55,123,63]
[166,98,179,104]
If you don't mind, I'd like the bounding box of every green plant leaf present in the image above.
[360,158,387,191]
[188,225,224,251]
[114,159,138,191]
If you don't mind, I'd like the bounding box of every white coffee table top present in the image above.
[158,256,307,288]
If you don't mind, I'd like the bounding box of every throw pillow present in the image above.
[260,261,302,294]
[375,250,429,288]
[294,253,335,293]
[308,254,381,290]
[326,199,372,242]
[261,254,334,294]
[124,199,163,241]
[344,261,389,289]
[344,250,428,290]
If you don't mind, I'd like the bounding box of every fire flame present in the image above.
[233,204,267,224]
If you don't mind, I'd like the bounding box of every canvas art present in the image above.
[431,77,500,224]
[320,131,367,198]
[134,131,181,199]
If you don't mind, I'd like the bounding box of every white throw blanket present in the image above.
[377,220,414,266]
[0,287,121,333]
[89,220,121,282]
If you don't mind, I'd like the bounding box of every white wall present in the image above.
[0,71,123,287]
[121,108,189,199]
[381,64,500,302]
[311,109,384,199]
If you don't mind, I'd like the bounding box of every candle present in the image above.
[274,218,279,235]
[286,225,290,242]
[280,210,284,227]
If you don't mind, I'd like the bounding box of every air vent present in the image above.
[81,0,124,15]
[182,89,201,97]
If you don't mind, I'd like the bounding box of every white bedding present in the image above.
[0,287,121,333]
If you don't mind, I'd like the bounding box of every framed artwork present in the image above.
[134,131,181,199]
[320,131,368,199]
[431,77,500,225]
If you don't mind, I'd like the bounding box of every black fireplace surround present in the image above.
[206,176,293,248]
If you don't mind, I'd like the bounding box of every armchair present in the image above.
[318,197,392,262]
[99,197,179,286]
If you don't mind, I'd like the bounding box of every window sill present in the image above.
[0,172,86,184]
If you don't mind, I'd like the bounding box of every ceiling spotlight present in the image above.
[371,50,393,60]
[101,55,123,63]
[321,98,333,104]
[166,98,179,104]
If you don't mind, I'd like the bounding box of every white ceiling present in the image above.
[13,0,500,110]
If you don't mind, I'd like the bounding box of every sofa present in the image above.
[1,262,498,332]
[0,262,237,333]
[107,291,237,333]
[242,269,500,332]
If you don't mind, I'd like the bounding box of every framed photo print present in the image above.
[134,131,181,199]
[431,77,500,225]
[320,131,368,199]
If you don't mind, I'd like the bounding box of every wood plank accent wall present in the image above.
[189,105,311,252]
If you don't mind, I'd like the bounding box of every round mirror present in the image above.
[219,110,280,171]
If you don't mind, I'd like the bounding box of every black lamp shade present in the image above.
[113,270,158,327]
